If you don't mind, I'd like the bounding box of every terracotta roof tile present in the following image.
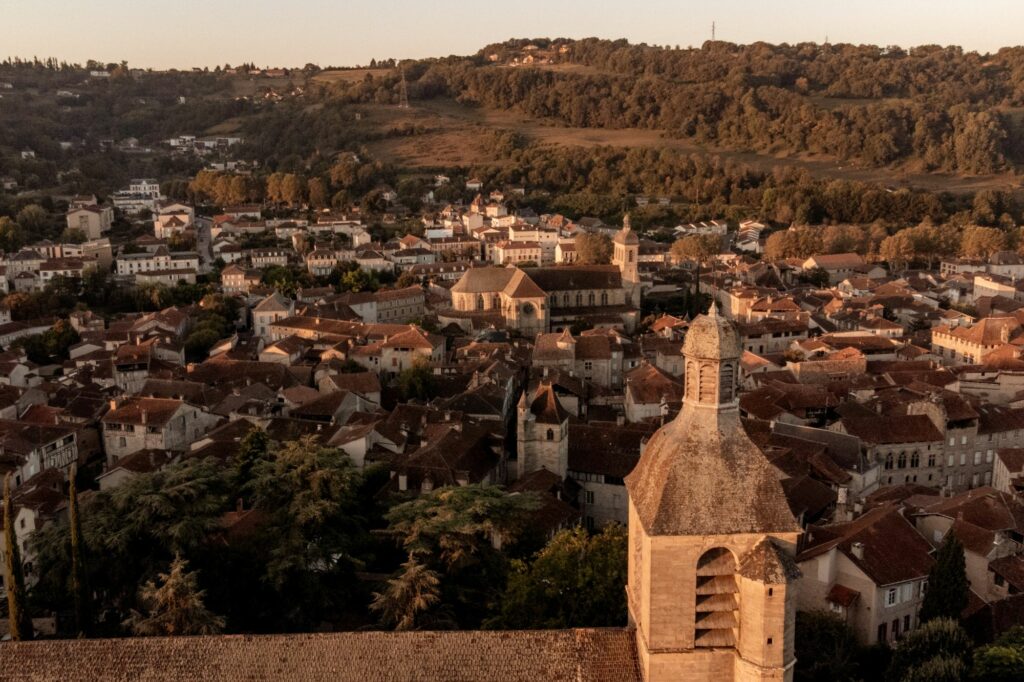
[0,629,641,681]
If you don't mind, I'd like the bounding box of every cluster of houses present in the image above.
[5,176,1024,650]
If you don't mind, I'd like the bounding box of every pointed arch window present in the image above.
[546,428,554,441]
[695,547,738,648]
[897,451,907,469]
[601,292,608,305]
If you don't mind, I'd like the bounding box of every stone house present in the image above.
[931,317,1023,365]
[623,363,683,423]
[101,397,218,464]
[532,329,629,389]
[65,204,113,240]
[221,264,262,294]
[253,292,295,339]
[796,505,934,645]
[0,419,79,487]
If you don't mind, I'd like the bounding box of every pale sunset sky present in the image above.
[3,0,1022,69]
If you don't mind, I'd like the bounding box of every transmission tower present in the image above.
[398,67,409,109]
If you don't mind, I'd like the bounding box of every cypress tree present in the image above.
[3,472,33,640]
[69,464,90,637]
[919,532,969,623]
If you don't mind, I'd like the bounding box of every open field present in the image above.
[498,62,614,77]
[359,98,1022,193]
[311,68,393,85]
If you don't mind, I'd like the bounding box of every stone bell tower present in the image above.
[613,214,641,306]
[624,305,802,682]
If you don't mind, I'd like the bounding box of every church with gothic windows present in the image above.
[443,219,643,334]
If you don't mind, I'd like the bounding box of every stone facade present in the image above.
[625,307,801,682]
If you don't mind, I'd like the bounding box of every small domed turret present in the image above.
[614,213,639,245]
[683,304,741,361]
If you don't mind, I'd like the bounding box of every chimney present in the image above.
[616,414,625,426]
[835,486,851,522]
[140,409,147,425]
[109,398,118,411]
[850,542,865,560]
[236,497,244,513]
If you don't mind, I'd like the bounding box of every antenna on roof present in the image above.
[398,66,409,109]
[711,21,716,42]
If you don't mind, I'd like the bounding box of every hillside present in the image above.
[3,39,1024,213]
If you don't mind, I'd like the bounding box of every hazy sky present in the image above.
[4,0,1023,69]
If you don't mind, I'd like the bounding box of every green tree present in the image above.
[15,204,49,234]
[794,610,863,682]
[370,558,442,630]
[379,485,540,628]
[307,177,328,209]
[972,626,1024,681]
[183,327,223,361]
[670,234,719,263]
[920,533,969,623]
[30,458,229,632]
[880,230,916,271]
[246,436,366,610]
[960,226,1006,260]
[339,267,378,293]
[232,428,269,498]
[281,173,304,207]
[60,227,87,244]
[69,464,91,637]
[397,359,435,401]
[0,216,26,252]
[886,618,971,682]
[124,556,224,636]
[396,271,420,288]
[575,232,613,264]
[489,525,627,629]
[3,473,33,640]
[799,267,831,287]
[265,172,284,205]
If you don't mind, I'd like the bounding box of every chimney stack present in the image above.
[850,542,865,560]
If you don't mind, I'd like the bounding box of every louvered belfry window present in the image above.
[694,547,738,648]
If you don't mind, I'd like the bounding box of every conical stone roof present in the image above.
[625,308,799,537]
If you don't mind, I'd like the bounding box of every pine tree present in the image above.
[919,533,969,623]
[370,558,441,630]
[68,464,90,636]
[124,556,224,636]
[3,473,33,640]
